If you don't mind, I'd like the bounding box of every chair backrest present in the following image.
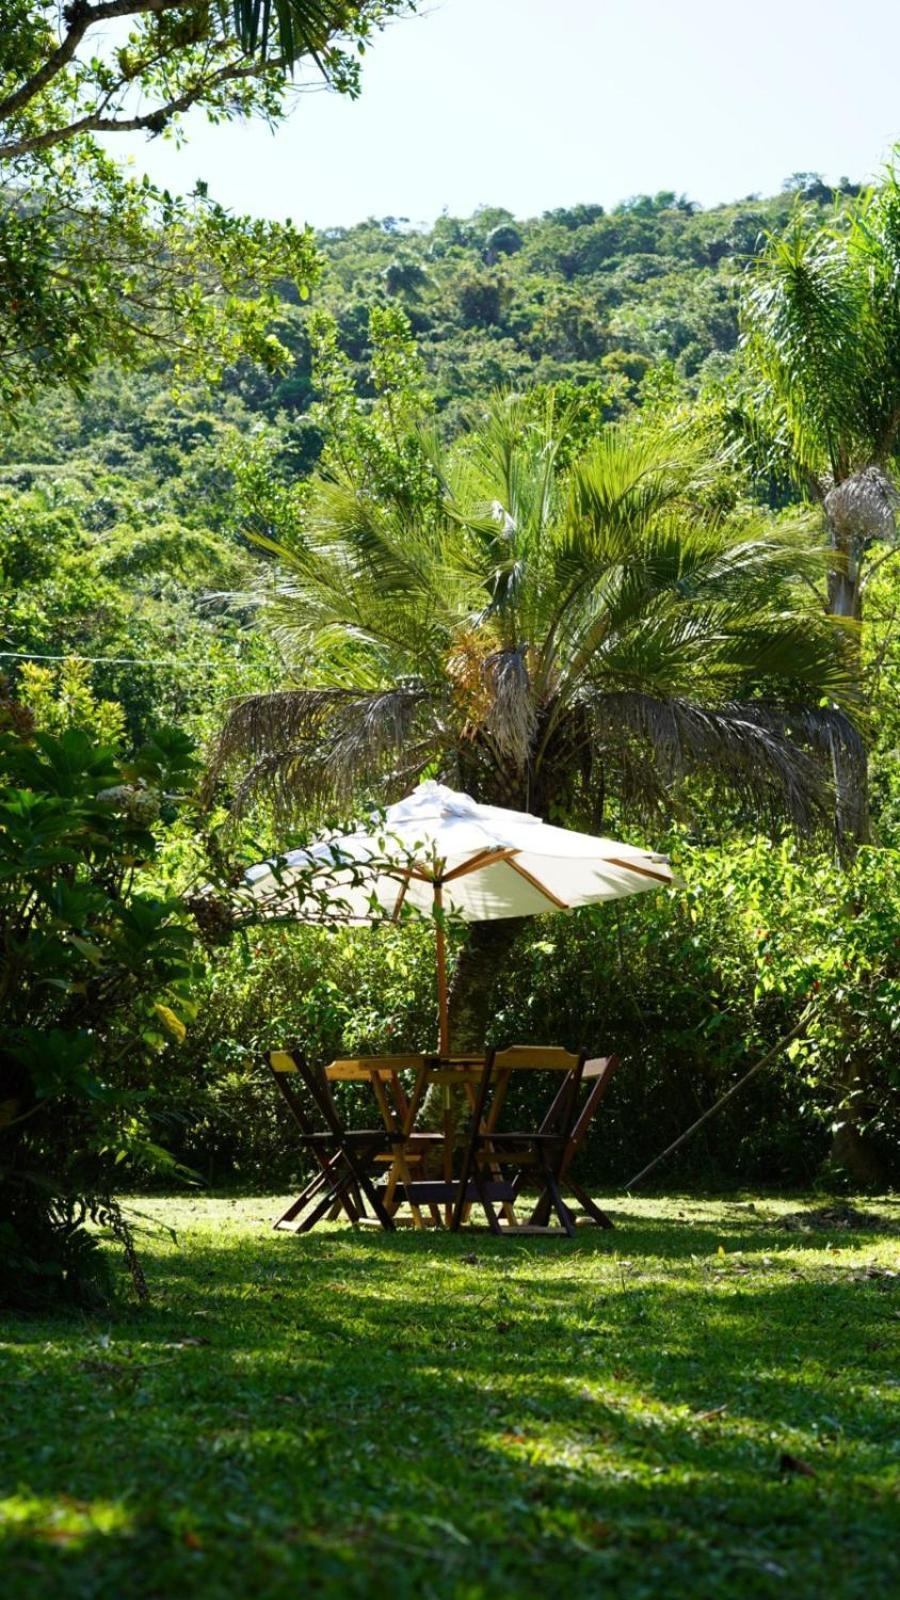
[490,1044,583,1072]
[266,1048,390,1146]
[582,1055,619,1084]
[464,1044,588,1148]
[269,1049,301,1076]
[266,1048,323,1136]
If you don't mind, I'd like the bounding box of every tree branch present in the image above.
[0,55,284,159]
[0,0,192,124]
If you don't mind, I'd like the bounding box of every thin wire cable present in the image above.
[0,648,262,671]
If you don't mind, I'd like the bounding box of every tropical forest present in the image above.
[1,4,898,1598]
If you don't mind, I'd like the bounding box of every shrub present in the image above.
[0,694,198,1307]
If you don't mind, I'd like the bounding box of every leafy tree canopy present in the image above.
[0,3,414,403]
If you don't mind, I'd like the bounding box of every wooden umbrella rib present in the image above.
[442,847,515,882]
[504,855,570,910]
[391,868,412,922]
[604,856,672,884]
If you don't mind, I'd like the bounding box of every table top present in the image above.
[324,1046,585,1081]
[325,1053,483,1082]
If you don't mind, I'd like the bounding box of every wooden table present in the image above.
[324,1048,594,1231]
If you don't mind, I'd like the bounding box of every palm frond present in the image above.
[206,684,444,817]
[212,393,862,840]
[741,211,884,480]
[583,692,861,833]
[229,1,365,65]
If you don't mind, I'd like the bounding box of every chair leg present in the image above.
[536,1148,577,1237]
[567,1178,615,1228]
[342,1142,397,1232]
[451,1128,478,1231]
[450,1156,473,1231]
[473,1168,504,1235]
[528,1187,552,1229]
[274,1152,343,1228]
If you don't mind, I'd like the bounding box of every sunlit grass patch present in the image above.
[1,1194,897,1599]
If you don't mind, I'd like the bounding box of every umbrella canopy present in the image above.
[238,780,676,1052]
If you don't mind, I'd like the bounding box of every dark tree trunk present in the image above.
[829,1058,889,1187]
[831,1118,888,1187]
[447,917,527,1052]
[825,517,869,847]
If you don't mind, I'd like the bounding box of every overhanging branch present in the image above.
[0,55,285,160]
[0,0,191,126]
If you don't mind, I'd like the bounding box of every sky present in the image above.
[119,0,900,229]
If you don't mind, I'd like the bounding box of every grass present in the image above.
[1,1195,898,1600]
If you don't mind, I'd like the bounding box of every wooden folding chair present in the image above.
[266,1049,396,1233]
[325,1055,457,1228]
[451,1046,588,1236]
[529,1055,620,1229]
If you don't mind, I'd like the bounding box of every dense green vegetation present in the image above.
[2,1196,898,1599]
[2,166,900,1310]
[0,3,413,403]
[0,689,201,1307]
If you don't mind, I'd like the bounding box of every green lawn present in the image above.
[1,1196,898,1600]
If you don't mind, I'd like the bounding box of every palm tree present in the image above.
[741,164,900,624]
[231,2,403,65]
[210,398,858,1046]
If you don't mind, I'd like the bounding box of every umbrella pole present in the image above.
[434,879,450,1058]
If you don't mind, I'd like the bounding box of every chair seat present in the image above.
[388,1179,517,1205]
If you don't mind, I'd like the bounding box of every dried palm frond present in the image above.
[824,467,898,549]
[205,683,445,818]
[583,691,859,833]
[482,648,536,769]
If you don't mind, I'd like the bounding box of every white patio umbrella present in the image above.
[237,780,676,1055]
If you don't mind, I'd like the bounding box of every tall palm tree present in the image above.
[741,164,900,623]
[210,399,858,1046]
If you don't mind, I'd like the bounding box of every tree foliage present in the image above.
[0,684,199,1306]
[0,3,413,402]
[740,161,900,619]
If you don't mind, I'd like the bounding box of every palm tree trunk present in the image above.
[447,917,526,1052]
[417,917,525,1131]
[824,511,869,848]
[826,561,862,621]
[824,511,880,1166]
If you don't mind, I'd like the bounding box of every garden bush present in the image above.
[0,694,199,1307]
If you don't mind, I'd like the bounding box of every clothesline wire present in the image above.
[0,648,261,672]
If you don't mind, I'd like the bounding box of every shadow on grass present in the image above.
[1,1202,897,1600]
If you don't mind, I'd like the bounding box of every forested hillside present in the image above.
[0,178,845,737]
[302,180,851,412]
